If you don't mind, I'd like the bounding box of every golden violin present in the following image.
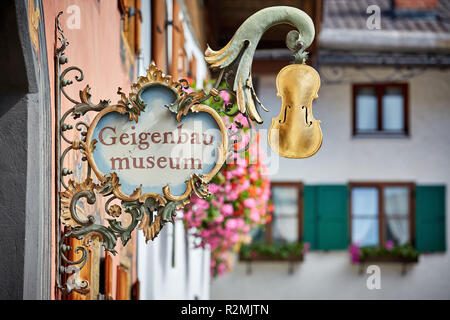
[268,63,322,159]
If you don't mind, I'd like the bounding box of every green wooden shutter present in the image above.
[317,186,349,250]
[416,185,446,252]
[303,185,349,250]
[303,186,318,249]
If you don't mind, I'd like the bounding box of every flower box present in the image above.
[349,242,420,264]
[359,255,418,264]
[239,253,304,262]
[238,242,306,274]
[349,242,419,275]
[239,241,308,262]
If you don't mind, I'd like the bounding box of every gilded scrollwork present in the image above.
[55,2,302,294]
[82,62,229,208]
[55,13,229,295]
[60,178,97,228]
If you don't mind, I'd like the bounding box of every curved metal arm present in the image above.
[205,6,315,124]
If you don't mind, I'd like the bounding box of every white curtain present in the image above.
[384,187,410,245]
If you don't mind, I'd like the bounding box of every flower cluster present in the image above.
[349,240,405,263]
[349,243,362,263]
[182,85,272,277]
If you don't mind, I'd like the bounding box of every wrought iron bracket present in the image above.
[54,12,251,296]
[55,5,316,296]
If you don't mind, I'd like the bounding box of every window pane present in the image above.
[356,87,377,131]
[384,187,410,217]
[384,186,410,245]
[382,87,404,131]
[352,187,379,245]
[352,218,379,246]
[272,217,298,243]
[272,187,298,217]
[385,219,410,245]
[271,186,299,243]
[352,187,378,217]
[250,226,266,243]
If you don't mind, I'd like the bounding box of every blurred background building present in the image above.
[0,0,449,299]
[211,0,450,299]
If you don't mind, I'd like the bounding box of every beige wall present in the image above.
[211,66,450,299]
[136,0,211,300]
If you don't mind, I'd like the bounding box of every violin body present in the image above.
[268,64,322,159]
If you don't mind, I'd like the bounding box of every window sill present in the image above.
[355,255,419,275]
[239,253,304,274]
[352,132,409,139]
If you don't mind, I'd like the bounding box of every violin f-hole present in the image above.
[279,105,291,124]
[302,106,313,126]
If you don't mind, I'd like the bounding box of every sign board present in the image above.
[84,65,228,203]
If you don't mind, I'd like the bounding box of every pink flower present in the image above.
[183,211,192,222]
[183,87,194,94]
[239,179,250,191]
[225,219,237,230]
[349,243,361,263]
[225,170,234,180]
[231,233,240,243]
[220,90,230,104]
[209,183,221,194]
[182,119,272,277]
[243,198,256,209]
[235,218,245,230]
[215,195,224,204]
[235,113,249,127]
[221,204,234,216]
[235,156,246,168]
[227,190,239,201]
[250,211,260,223]
[216,262,227,275]
[233,166,246,177]
[302,242,310,255]
[195,199,210,210]
[385,240,394,251]
[201,229,211,239]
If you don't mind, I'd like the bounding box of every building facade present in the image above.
[211,0,450,299]
[0,0,210,300]
[1,0,449,301]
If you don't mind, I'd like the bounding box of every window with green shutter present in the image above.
[304,184,446,253]
[251,182,303,244]
[416,186,446,252]
[303,185,349,250]
[349,182,415,247]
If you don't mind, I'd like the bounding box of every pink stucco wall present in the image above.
[43,0,138,299]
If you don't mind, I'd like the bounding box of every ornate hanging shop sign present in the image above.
[56,5,322,295]
[85,66,228,204]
